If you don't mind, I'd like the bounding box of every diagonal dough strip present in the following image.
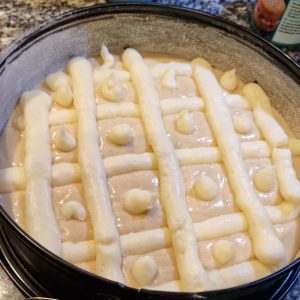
[193,64,286,267]
[122,48,212,292]
[68,57,124,283]
[21,90,61,255]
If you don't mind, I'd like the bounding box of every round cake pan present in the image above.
[0,3,299,300]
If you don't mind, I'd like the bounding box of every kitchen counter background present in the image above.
[0,0,299,61]
[0,1,299,300]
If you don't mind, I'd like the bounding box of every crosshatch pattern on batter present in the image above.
[0,46,300,292]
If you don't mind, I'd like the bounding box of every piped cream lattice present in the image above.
[0,46,300,292]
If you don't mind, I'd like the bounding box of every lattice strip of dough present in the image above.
[253,107,288,148]
[21,90,61,255]
[151,260,271,292]
[0,141,271,193]
[193,64,286,266]
[68,57,124,282]
[122,48,212,291]
[273,149,300,203]
[15,97,204,128]
[62,203,300,263]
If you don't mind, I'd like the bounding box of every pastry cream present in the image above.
[54,126,76,152]
[212,240,235,265]
[131,256,158,286]
[0,46,299,293]
[109,123,134,146]
[122,189,157,215]
[176,110,195,135]
[233,113,253,134]
[219,69,238,91]
[61,200,87,221]
[253,166,276,193]
[101,71,126,103]
[194,175,218,201]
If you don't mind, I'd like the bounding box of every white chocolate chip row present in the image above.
[0,142,271,193]
[123,48,211,291]
[21,90,62,256]
[68,57,124,283]
[62,205,300,263]
[193,64,286,266]
[15,97,204,129]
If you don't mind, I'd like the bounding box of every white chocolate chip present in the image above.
[131,256,158,286]
[212,240,234,265]
[53,85,73,107]
[46,71,69,91]
[194,175,218,201]
[253,166,276,193]
[109,123,133,146]
[220,69,238,91]
[61,201,86,221]
[54,127,76,152]
[176,110,195,135]
[100,44,115,68]
[233,113,252,134]
[101,71,125,102]
[122,189,156,215]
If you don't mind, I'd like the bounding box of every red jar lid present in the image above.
[253,0,286,32]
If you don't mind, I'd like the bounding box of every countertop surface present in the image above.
[0,1,299,300]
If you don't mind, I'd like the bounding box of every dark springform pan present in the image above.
[0,4,299,300]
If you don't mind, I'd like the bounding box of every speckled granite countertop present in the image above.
[0,1,299,300]
[0,0,299,61]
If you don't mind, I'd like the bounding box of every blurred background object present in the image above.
[251,0,300,47]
